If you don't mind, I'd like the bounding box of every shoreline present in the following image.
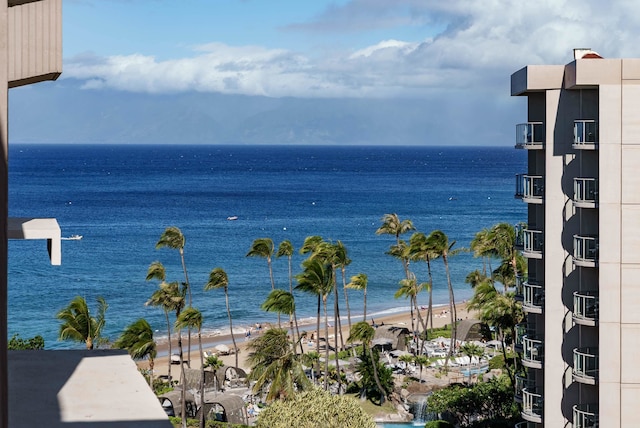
[142,301,475,376]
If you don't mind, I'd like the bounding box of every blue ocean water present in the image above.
[7,144,526,349]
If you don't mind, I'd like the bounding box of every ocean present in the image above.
[7,144,526,349]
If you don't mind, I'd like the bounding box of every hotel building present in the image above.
[512,49,640,427]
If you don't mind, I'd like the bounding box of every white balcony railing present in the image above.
[522,281,544,314]
[522,388,543,423]
[573,120,598,149]
[514,374,535,403]
[574,177,598,208]
[516,227,543,259]
[516,174,544,203]
[516,122,544,149]
[573,291,598,326]
[573,347,599,385]
[573,235,598,267]
[573,403,599,428]
[522,336,544,369]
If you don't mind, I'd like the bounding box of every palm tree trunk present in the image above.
[267,258,280,328]
[363,287,367,321]
[178,328,187,428]
[343,268,352,337]
[179,249,192,368]
[368,347,386,405]
[149,358,155,388]
[323,296,330,391]
[333,287,341,394]
[225,292,239,369]
[444,253,457,367]
[198,331,205,428]
[163,310,173,384]
[315,295,321,356]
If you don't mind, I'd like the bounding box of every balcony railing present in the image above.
[522,335,544,369]
[573,291,598,326]
[573,347,599,385]
[516,227,543,259]
[573,120,598,150]
[521,387,543,423]
[514,373,535,403]
[573,404,599,428]
[573,235,598,267]
[515,174,544,204]
[522,281,544,314]
[516,122,544,149]
[574,177,598,208]
[514,323,529,353]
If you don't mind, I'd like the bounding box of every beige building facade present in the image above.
[512,49,640,427]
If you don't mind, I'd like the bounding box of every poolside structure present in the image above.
[1,1,169,426]
[512,48,640,427]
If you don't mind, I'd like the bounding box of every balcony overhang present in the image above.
[8,350,172,427]
[8,217,61,265]
[511,65,564,96]
[8,0,63,88]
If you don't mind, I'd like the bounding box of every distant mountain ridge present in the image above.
[8,78,519,145]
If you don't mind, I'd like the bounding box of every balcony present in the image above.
[573,120,598,150]
[522,281,544,314]
[515,174,544,204]
[514,323,528,353]
[515,226,543,259]
[514,373,535,403]
[573,404,599,428]
[573,291,598,326]
[516,122,544,149]
[514,276,525,301]
[522,336,544,369]
[573,347,599,385]
[573,235,598,267]
[574,178,598,209]
[521,387,543,423]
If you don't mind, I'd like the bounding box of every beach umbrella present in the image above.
[215,344,230,355]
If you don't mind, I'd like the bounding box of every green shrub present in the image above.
[255,388,376,428]
[425,421,455,428]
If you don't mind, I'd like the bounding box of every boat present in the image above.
[62,234,83,240]
[226,216,238,221]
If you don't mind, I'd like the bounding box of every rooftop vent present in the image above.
[574,48,603,60]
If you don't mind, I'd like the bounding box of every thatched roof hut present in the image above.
[373,325,411,351]
[456,319,491,341]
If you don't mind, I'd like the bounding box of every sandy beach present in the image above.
[141,302,477,378]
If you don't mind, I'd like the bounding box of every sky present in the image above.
[10,0,640,145]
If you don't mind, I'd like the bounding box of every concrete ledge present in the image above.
[8,350,172,427]
[8,217,61,265]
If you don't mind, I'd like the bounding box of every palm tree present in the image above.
[247,237,278,326]
[299,235,323,256]
[156,226,193,367]
[276,240,294,293]
[276,241,304,354]
[114,318,157,387]
[146,278,183,384]
[57,296,108,350]
[470,227,496,276]
[410,231,440,334]
[175,307,204,428]
[460,342,485,384]
[204,267,239,369]
[334,241,352,347]
[346,273,368,321]
[395,275,428,355]
[348,321,386,404]
[398,354,414,375]
[295,258,334,390]
[377,214,415,282]
[413,354,429,383]
[488,223,520,292]
[261,290,296,345]
[247,328,311,401]
[203,354,224,393]
[429,230,459,364]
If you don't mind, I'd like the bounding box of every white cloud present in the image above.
[62,0,640,98]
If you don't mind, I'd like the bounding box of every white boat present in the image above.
[62,234,83,240]
[226,216,238,221]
